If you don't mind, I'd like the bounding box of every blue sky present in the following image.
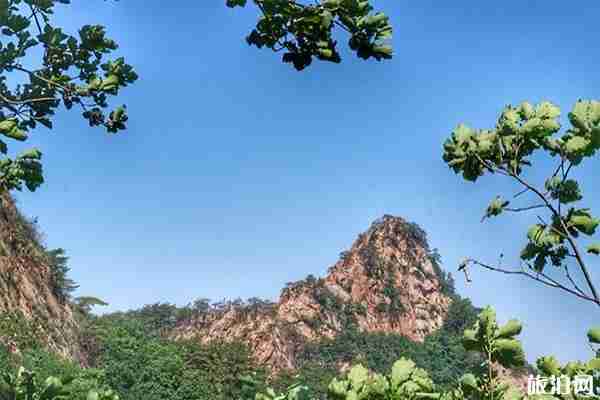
[11,1,600,363]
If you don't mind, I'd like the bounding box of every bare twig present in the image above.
[505,204,546,213]
[468,259,599,306]
[513,187,531,199]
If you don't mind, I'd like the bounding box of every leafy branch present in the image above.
[0,0,138,193]
[444,100,600,307]
[227,0,393,70]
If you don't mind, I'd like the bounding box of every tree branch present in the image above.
[467,259,599,306]
[505,204,546,213]
[505,170,600,304]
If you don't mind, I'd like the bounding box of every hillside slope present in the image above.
[173,215,453,371]
[0,193,80,360]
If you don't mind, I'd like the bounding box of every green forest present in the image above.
[1,1,600,400]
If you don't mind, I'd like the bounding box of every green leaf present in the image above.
[537,355,561,376]
[20,149,42,160]
[494,338,525,368]
[568,100,600,133]
[390,358,415,388]
[568,209,599,235]
[587,327,600,344]
[536,101,561,119]
[478,306,497,339]
[519,102,535,119]
[587,244,600,255]
[496,319,522,339]
[545,179,582,204]
[328,378,349,397]
[453,124,475,143]
[565,136,591,155]
[484,196,509,220]
[462,328,479,351]
[587,358,600,371]
[527,224,546,244]
[369,373,389,395]
[347,364,369,391]
[504,385,524,400]
[226,0,247,7]
[459,373,477,392]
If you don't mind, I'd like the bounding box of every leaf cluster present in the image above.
[228,0,392,70]
[0,0,137,192]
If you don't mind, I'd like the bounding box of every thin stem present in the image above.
[564,265,587,298]
[507,170,600,304]
[505,204,546,213]
[469,259,598,305]
[0,93,56,106]
[28,5,43,35]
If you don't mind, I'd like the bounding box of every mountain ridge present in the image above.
[172,215,453,372]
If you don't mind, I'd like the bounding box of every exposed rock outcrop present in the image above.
[0,194,81,360]
[173,215,452,372]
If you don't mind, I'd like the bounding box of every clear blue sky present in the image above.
[11,1,600,363]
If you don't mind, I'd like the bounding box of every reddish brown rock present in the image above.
[0,194,81,360]
[173,215,452,372]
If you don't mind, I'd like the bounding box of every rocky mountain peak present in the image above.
[173,215,453,372]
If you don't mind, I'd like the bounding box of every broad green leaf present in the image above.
[478,306,497,340]
[587,244,600,255]
[347,364,369,391]
[565,136,590,155]
[536,101,561,119]
[496,319,522,339]
[568,209,599,235]
[459,373,477,392]
[20,149,42,160]
[328,378,348,397]
[494,338,525,368]
[587,327,600,344]
[537,356,561,376]
[390,358,415,388]
[587,358,600,371]
[545,179,582,204]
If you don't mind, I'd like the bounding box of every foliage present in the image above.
[287,296,482,398]
[0,312,44,352]
[443,100,600,307]
[458,306,526,400]
[80,315,263,400]
[0,0,137,193]
[428,249,456,297]
[97,303,191,338]
[528,327,600,400]
[240,376,311,400]
[274,307,527,400]
[327,358,438,400]
[228,0,392,70]
[72,297,109,318]
[8,305,600,400]
[0,366,119,400]
[0,196,79,304]
[46,248,78,303]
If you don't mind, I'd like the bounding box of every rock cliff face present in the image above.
[0,194,80,360]
[173,215,452,371]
